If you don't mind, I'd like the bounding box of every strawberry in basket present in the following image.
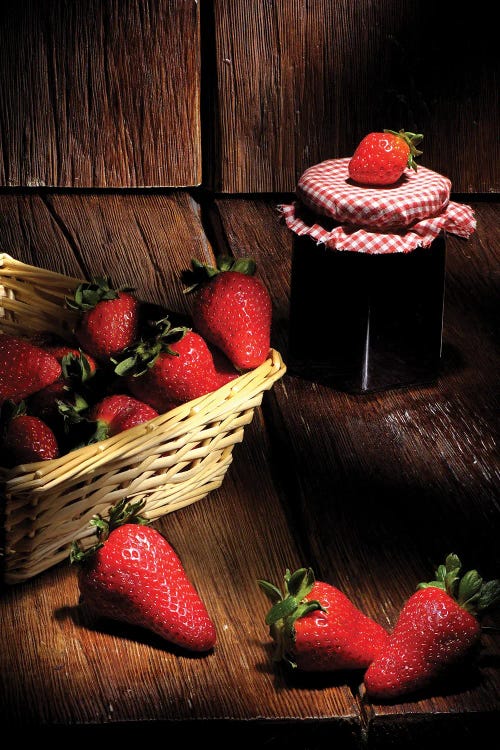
[113,317,238,412]
[87,393,158,442]
[0,332,62,406]
[182,255,272,371]
[71,498,217,652]
[66,276,140,363]
[1,401,60,465]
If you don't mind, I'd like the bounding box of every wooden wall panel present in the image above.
[0,1,497,193]
[0,0,201,188]
[209,0,499,194]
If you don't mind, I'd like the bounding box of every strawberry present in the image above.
[0,333,62,406]
[1,403,59,465]
[182,255,272,371]
[66,276,140,363]
[87,393,158,442]
[46,345,98,382]
[258,567,389,671]
[71,499,217,652]
[114,318,237,412]
[362,554,500,701]
[348,129,423,186]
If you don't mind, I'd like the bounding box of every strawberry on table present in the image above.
[348,129,423,186]
[182,255,272,371]
[114,317,237,412]
[362,553,500,701]
[71,499,217,653]
[258,567,389,671]
[66,276,140,363]
[0,333,62,406]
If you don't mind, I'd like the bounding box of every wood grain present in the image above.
[209,0,499,193]
[210,196,500,740]
[0,191,362,743]
[0,0,201,187]
[0,193,498,742]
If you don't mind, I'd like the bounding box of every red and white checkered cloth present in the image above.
[279,158,476,254]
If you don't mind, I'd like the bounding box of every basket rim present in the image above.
[1,348,286,487]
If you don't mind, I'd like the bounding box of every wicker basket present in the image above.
[0,253,286,585]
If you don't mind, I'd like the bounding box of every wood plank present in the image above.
[209,0,498,193]
[0,191,363,743]
[210,196,500,741]
[0,0,201,187]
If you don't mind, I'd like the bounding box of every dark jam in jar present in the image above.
[288,233,446,393]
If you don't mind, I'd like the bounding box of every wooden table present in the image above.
[0,191,498,747]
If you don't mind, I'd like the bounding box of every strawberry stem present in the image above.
[384,129,423,171]
[182,255,257,293]
[65,276,134,312]
[112,317,188,377]
[417,553,500,617]
[70,497,150,564]
[257,567,326,667]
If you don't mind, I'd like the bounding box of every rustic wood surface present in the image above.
[209,0,499,193]
[0,192,499,746]
[1,0,497,194]
[0,0,201,188]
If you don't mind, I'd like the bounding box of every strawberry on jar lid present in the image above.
[280,135,476,254]
[348,129,424,186]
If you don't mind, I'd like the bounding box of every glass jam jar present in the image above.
[287,232,446,393]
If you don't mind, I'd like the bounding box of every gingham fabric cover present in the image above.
[280,157,476,254]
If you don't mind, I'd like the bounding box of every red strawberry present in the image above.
[71,499,217,652]
[66,277,140,363]
[348,129,423,186]
[27,381,89,450]
[88,393,158,442]
[362,554,500,701]
[207,343,241,385]
[46,345,98,381]
[2,405,59,464]
[27,380,73,425]
[258,567,389,671]
[114,318,237,412]
[182,256,272,371]
[0,333,62,406]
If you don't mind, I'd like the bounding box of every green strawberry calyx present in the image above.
[70,497,150,563]
[257,567,327,668]
[61,350,95,384]
[417,553,500,618]
[112,317,189,378]
[182,254,257,293]
[65,276,134,312]
[384,129,424,172]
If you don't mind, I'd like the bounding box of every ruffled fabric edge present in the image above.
[278,200,476,254]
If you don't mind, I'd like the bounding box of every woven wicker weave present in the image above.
[0,253,286,584]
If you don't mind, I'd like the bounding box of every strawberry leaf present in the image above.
[182,254,257,293]
[257,579,283,604]
[417,580,446,591]
[418,553,500,619]
[287,567,314,599]
[70,498,150,564]
[477,579,500,614]
[66,276,131,311]
[265,596,299,626]
[457,569,483,612]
